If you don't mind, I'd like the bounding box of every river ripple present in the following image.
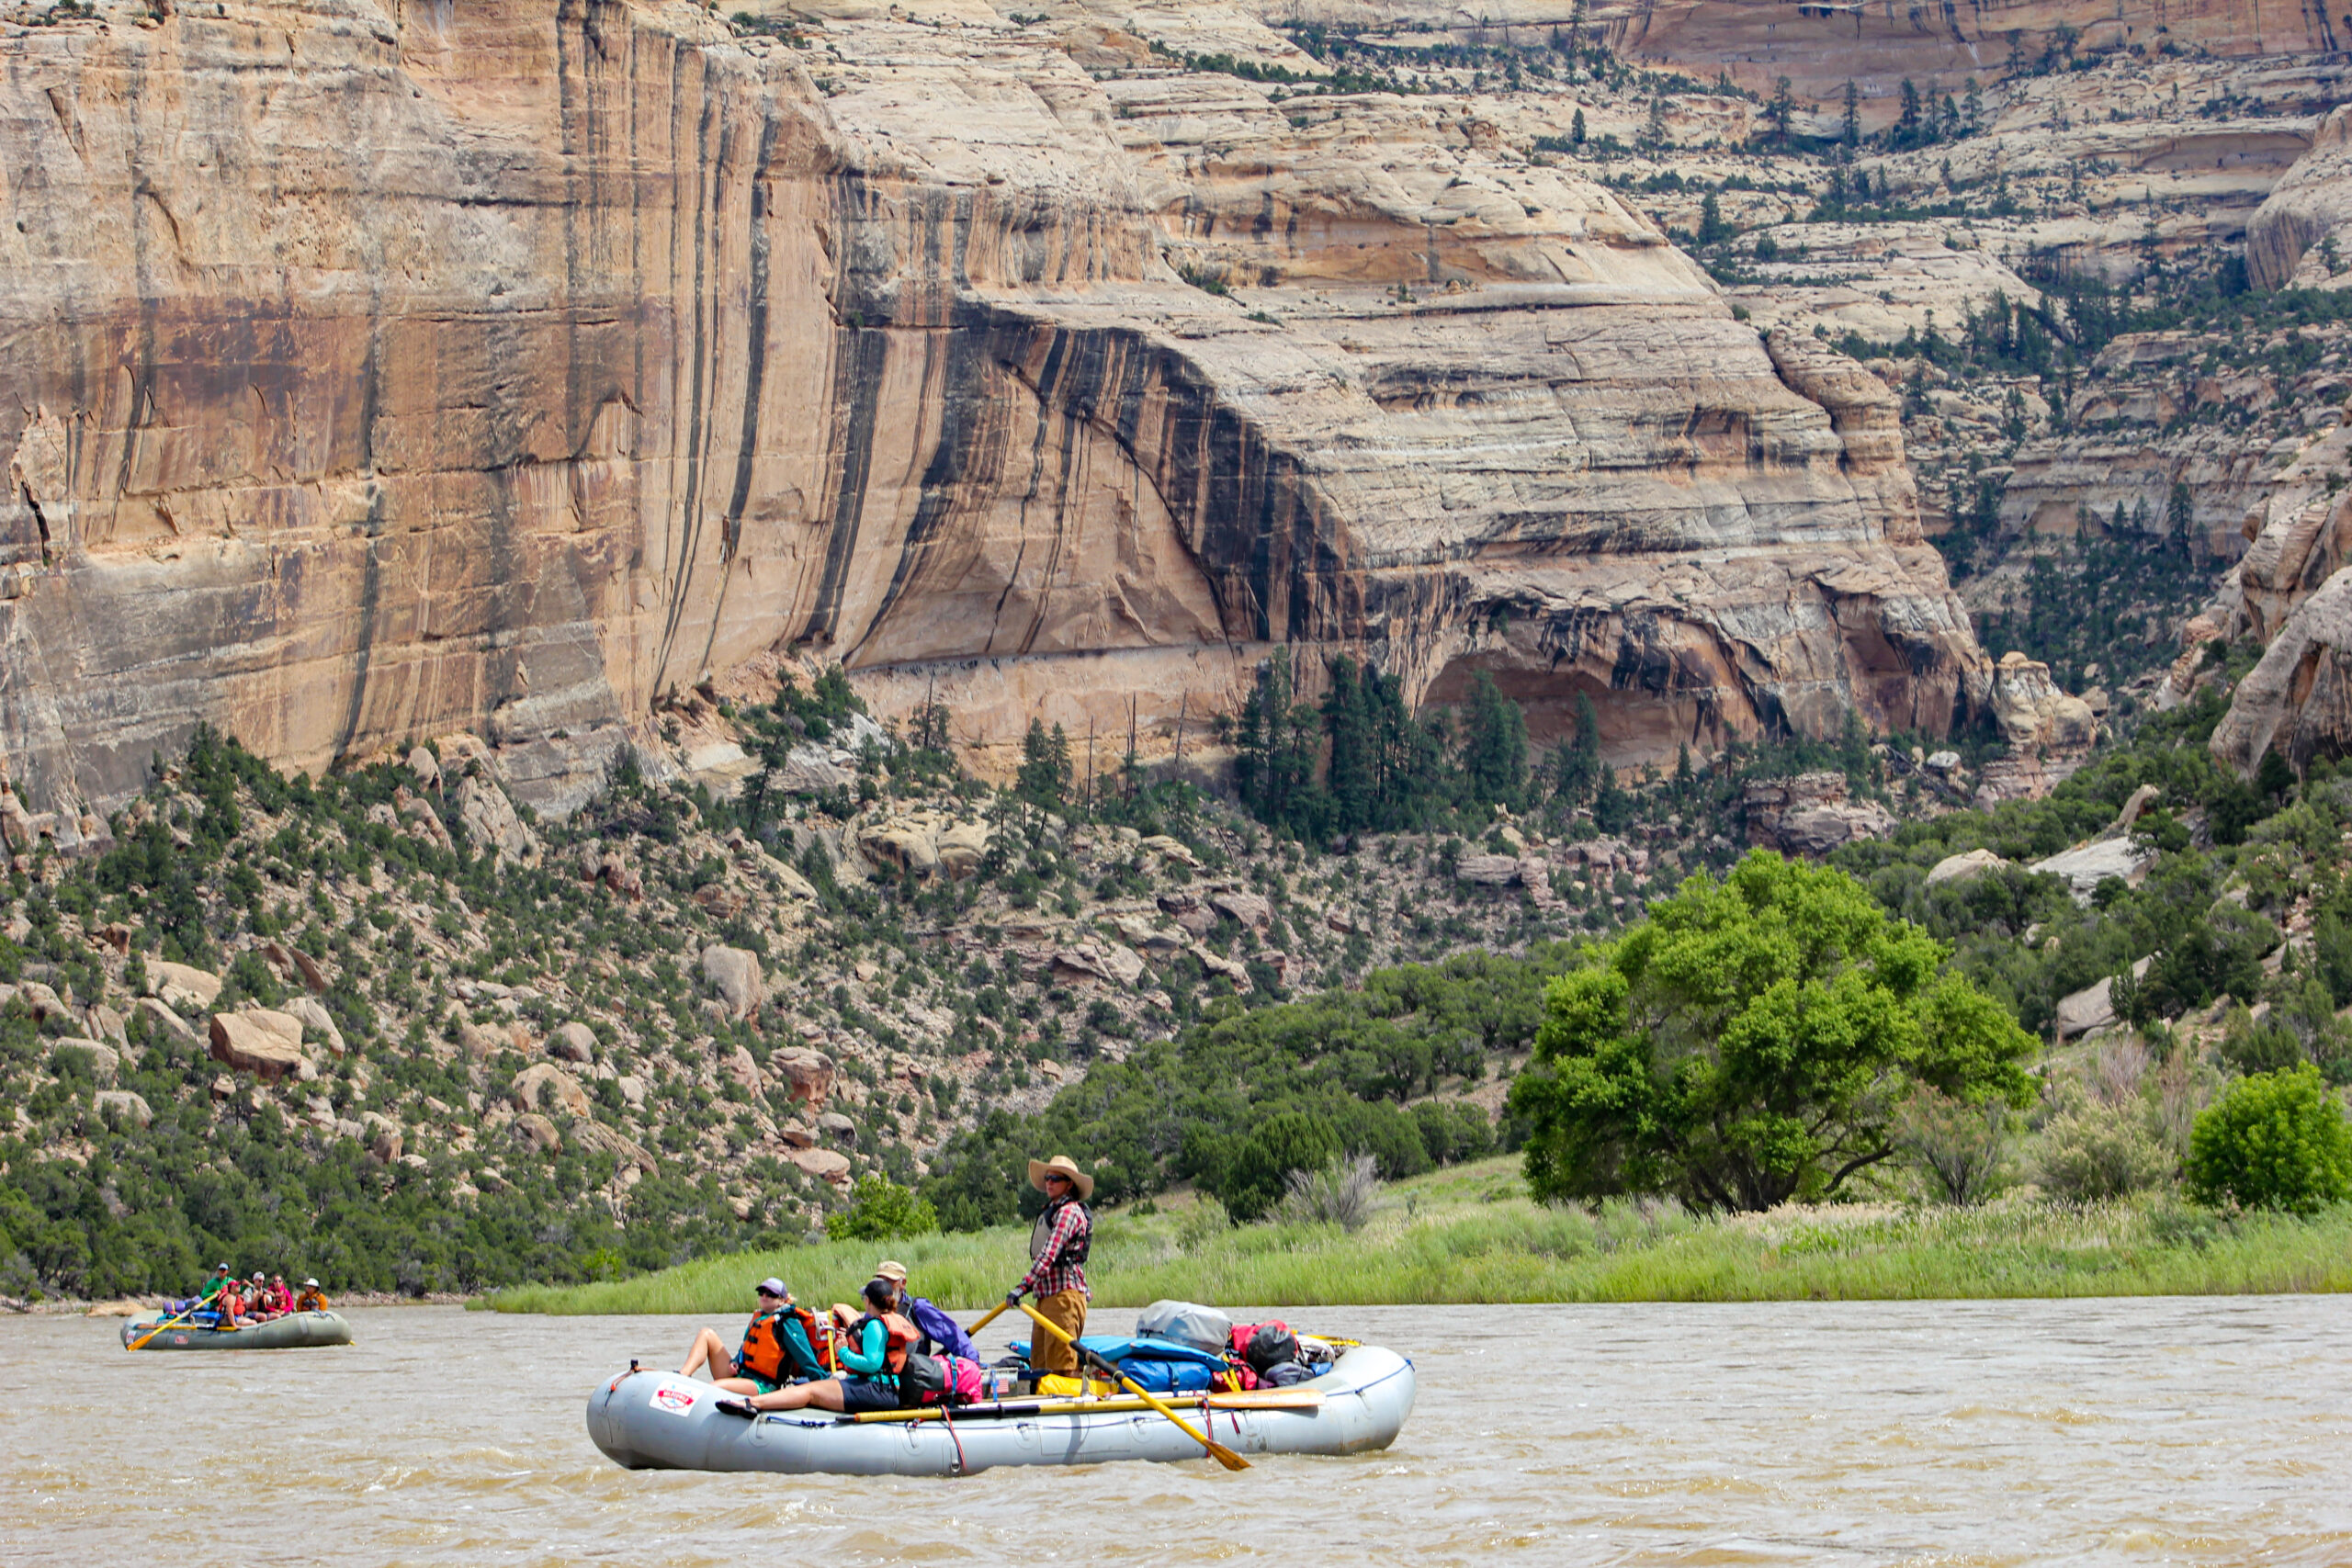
[3,1297,2347,1565]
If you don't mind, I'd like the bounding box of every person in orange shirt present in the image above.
[293,1278,329,1312]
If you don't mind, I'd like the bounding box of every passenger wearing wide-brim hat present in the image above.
[1004,1155,1094,1376]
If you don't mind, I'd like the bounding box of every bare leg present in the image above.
[750,1378,848,1413]
[680,1328,739,1380]
[712,1376,760,1394]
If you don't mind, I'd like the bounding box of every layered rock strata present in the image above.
[0,0,1995,814]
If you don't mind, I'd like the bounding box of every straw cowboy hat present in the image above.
[1027,1155,1095,1201]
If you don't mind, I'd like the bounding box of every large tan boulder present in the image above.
[509,1062,594,1121]
[150,962,223,1013]
[286,995,345,1056]
[548,1022,598,1064]
[1988,652,2097,760]
[510,1113,562,1156]
[1052,942,1147,988]
[571,1120,659,1174]
[361,1111,405,1163]
[787,1146,854,1187]
[457,773,539,866]
[133,998,197,1044]
[209,1010,307,1080]
[772,1046,835,1107]
[1924,848,2009,888]
[934,820,994,879]
[701,945,765,1019]
[51,1038,119,1081]
[94,1089,153,1128]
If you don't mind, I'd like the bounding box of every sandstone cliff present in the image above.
[0,0,1995,818]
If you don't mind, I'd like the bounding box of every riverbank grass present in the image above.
[481,1157,2352,1315]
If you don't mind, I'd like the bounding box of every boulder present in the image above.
[1137,834,1200,868]
[776,1121,818,1149]
[1776,800,1899,857]
[571,1120,659,1173]
[455,1020,506,1060]
[2054,959,2153,1041]
[285,995,345,1056]
[456,773,539,866]
[86,1003,127,1046]
[786,1145,853,1185]
[149,961,224,1012]
[509,1062,594,1120]
[548,1021,598,1064]
[1207,890,1272,929]
[208,1010,308,1080]
[2113,784,2163,834]
[1925,848,2010,887]
[51,1037,120,1081]
[818,1111,857,1142]
[1114,914,1184,954]
[2030,838,2156,903]
[859,818,942,878]
[361,1111,405,1163]
[1454,853,1521,886]
[407,744,442,790]
[701,944,765,1020]
[1923,750,1961,773]
[1988,651,2098,759]
[724,1045,763,1095]
[93,1089,152,1128]
[772,1046,834,1107]
[1052,942,1147,987]
[934,819,993,879]
[615,1075,648,1108]
[133,998,197,1044]
[510,1113,562,1155]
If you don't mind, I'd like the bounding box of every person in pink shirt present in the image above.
[264,1274,296,1317]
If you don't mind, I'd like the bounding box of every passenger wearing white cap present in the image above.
[294,1278,329,1313]
[876,1259,976,1360]
[679,1279,827,1396]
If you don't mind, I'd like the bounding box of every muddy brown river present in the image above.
[4,1297,2347,1564]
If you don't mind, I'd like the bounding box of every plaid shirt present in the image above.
[1019,1200,1091,1300]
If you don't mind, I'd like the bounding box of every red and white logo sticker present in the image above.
[650,1382,698,1417]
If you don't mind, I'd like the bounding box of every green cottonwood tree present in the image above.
[1509,851,2037,1212]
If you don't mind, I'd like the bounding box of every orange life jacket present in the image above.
[741,1303,830,1383]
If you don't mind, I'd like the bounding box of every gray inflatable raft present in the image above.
[587,1345,1416,1476]
[121,1311,353,1351]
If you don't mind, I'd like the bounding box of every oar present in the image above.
[851,1388,1322,1424]
[1017,1301,1249,1471]
[963,1298,1013,1338]
[127,1303,206,1352]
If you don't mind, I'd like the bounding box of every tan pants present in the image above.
[1029,1289,1089,1375]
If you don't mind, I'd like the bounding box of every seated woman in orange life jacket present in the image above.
[729,1278,979,1415]
[680,1278,830,1397]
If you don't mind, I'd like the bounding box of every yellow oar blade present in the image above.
[1017,1302,1250,1471]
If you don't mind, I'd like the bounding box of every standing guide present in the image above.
[1005,1155,1092,1375]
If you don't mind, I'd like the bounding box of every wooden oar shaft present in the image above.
[851,1388,1322,1425]
[127,1303,203,1352]
[964,1299,1012,1338]
[1018,1301,1249,1470]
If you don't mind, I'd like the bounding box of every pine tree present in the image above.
[1322,656,1373,834]
[1462,672,1529,811]
[1768,76,1793,143]
[1015,719,1072,807]
[1570,107,1587,145]
[1841,80,1860,148]
[1697,192,1729,246]
[2167,480,2195,558]
[1896,78,1921,144]
[1643,94,1669,150]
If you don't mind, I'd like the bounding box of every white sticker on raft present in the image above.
[650,1382,699,1418]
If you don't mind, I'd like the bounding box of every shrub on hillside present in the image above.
[825,1176,940,1242]
[2186,1066,2352,1214]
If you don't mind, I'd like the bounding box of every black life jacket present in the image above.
[1027,1195,1091,1269]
